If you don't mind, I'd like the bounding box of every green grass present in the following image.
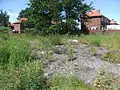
[0,32,120,89]
[78,33,120,50]
[49,76,93,90]
[101,51,120,63]
[0,33,47,90]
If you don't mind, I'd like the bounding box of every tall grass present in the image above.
[0,34,48,90]
[49,76,93,90]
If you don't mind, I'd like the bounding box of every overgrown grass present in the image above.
[1,32,120,89]
[0,34,48,90]
[78,33,120,50]
[49,76,93,90]
[0,61,46,90]
[101,51,120,63]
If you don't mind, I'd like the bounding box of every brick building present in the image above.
[12,18,28,33]
[86,9,110,30]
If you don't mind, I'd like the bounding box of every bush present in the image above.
[0,26,9,33]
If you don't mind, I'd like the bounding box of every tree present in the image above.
[28,0,62,35]
[26,0,92,35]
[17,8,31,20]
[61,0,92,34]
[0,10,9,27]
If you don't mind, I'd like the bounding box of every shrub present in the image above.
[0,26,9,33]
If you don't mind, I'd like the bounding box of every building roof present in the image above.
[20,18,28,21]
[13,20,21,24]
[87,10,102,17]
[110,19,117,24]
[13,18,28,24]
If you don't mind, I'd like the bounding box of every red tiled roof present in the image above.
[20,18,28,21]
[13,18,28,24]
[87,10,102,17]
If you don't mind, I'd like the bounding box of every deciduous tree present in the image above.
[0,10,9,27]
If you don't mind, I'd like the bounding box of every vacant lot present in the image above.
[0,33,120,90]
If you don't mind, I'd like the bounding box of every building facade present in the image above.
[86,10,110,30]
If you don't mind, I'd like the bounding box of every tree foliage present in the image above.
[18,0,92,35]
[17,8,31,20]
[0,10,9,27]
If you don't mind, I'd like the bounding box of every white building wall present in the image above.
[106,25,120,30]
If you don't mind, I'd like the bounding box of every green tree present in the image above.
[17,8,31,20]
[0,10,9,27]
[28,0,62,35]
[27,0,92,35]
[61,0,92,34]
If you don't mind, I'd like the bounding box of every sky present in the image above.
[0,0,29,23]
[0,0,120,23]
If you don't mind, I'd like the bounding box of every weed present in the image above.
[0,61,47,90]
[93,68,116,90]
[90,47,97,56]
[67,44,74,61]
[49,76,93,90]
[102,51,120,63]
[48,35,62,45]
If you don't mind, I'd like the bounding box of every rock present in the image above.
[68,57,77,61]
[74,62,79,66]
[68,39,79,45]
[44,43,120,85]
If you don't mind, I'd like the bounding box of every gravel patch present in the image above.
[42,43,120,84]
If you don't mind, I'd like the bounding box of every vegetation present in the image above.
[18,0,92,35]
[0,10,9,27]
[102,51,120,63]
[93,68,118,90]
[0,33,98,90]
[17,8,31,20]
[0,31,120,89]
[1,0,120,88]
[0,34,47,90]
[50,76,93,90]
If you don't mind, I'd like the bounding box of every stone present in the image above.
[44,43,120,85]
[68,39,79,45]
[54,45,67,54]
